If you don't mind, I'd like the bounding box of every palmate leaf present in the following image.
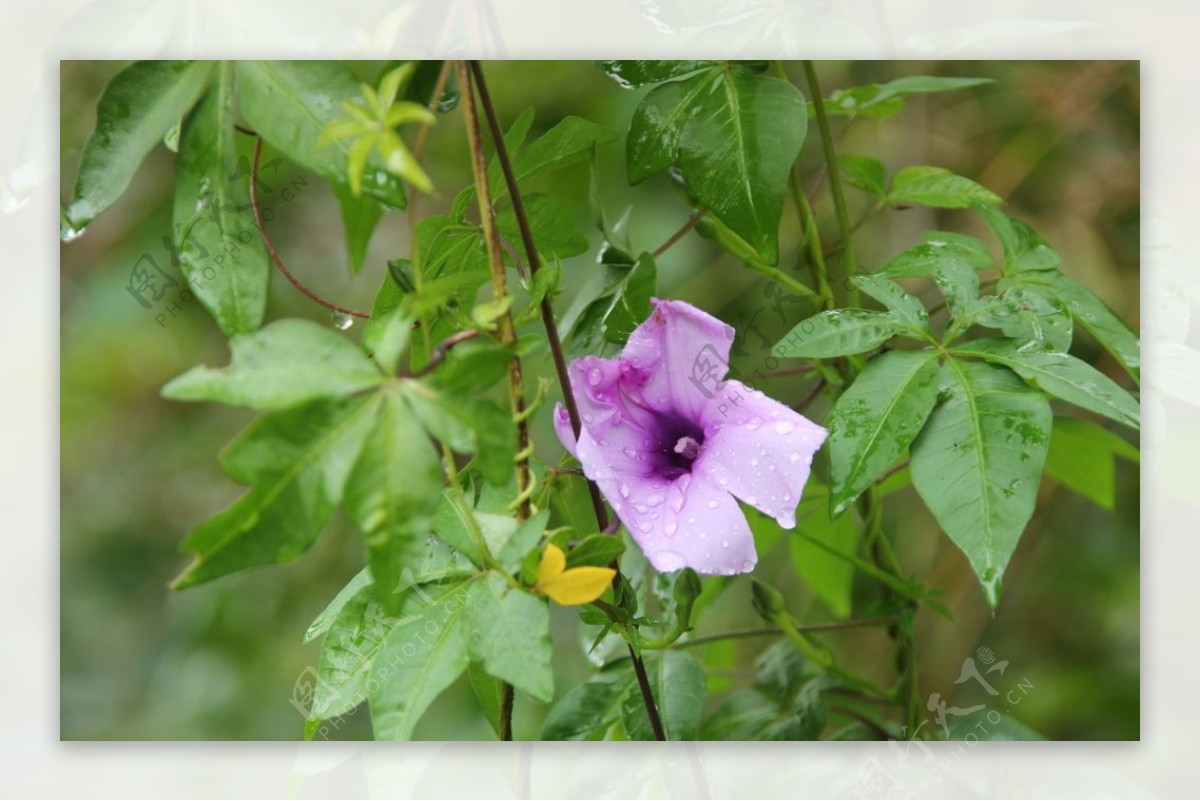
[561,251,657,356]
[773,309,901,358]
[311,582,391,719]
[542,660,636,741]
[65,60,215,231]
[173,62,269,337]
[910,359,1052,607]
[333,183,383,274]
[953,338,1139,430]
[464,573,554,703]
[701,641,828,740]
[342,389,444,613]
[812,75,993,119]
[171,395,380,589]
[888,166,1000,208]
[370,579,473,741]
[236,60,407,208]
[162,319,385,410]
[596,60,714,88]
[827,350,941,516]
[495,192,588,259]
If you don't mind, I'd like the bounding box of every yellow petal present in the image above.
[540,567,616,606]
[536,543,566,588]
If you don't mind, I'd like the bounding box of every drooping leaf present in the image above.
[236,60,406,208]
[910,359,1052,606]
[467,660,505,738]
[888,166,1000,208]
[370,579,472,740]
[464,572,554,703]
[773,309,900,358]
[431,490,519,570]
[596,60,714,88]
[171,395,380,589]
[334,183,383,274]
[1044,416,1139,509]
[342,389,443,612]
[620,650,706,741]
[172,62,270,337]
[361,273,411,374]
[542,661,635,740]
[162,319,384,410]
[510,116,619,187]
[827,350,941,516]
[65,60,215,230]
[677,68,807,264]
[977,207,1062,274]
[952,338,1139,430]
[403,383,516,485]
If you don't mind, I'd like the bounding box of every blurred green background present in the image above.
[60,60,1139,740]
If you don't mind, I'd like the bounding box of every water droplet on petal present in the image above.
[721,540,730,549]
[775,421,796,434]
[655,550,686,571]
[665,521,678,535]
[746,495,757,505]
[745,419,762,431]
[790,452,801,463]
[646,493,663,507]
[331,310,353,330]
[740,559,755,571]
[587,367,603,386]
[637,520,652,533]
[707,500,719,509]
[717,477,728,487]
[619,482,630,498]
[750,458,759,467]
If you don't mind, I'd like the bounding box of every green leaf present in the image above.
[236,61,406,208]
[334,183,383,274]
[815,75,992,120]
[790,489,859,618]
[403,384,516,485]
[952,338,1139,430]
[304,568,371,644]
[511,116,618,186]
[343,390,442,612]
[972,287,1072,352]
[542,661,635,740]
[945,709,1044,740]
[464,572,554,703]
[977,207,1062,273]
[850,274,929,332]
[1044,416,1138,509]
[1008,269,1140,381]
[678,69,807,264]
[877,235,992,278]
[627,73,711,184]
[562,251,657,356]
[312,583,391,718]
[566,534,626,568]
[773,309,900,358]
[370,579,472,740]
[702,641,828,739]
[930,258,981,320]
[495,192,587,259]
[171,395,379,589]
[828,350,941,516]
[888,166,1000,208]
[497,510,550,573]
[172,63,269,337]
[467,660,505,738]
[838,154,888,199]
[596,60,713,88]
[620,650,706,741]
[65,60,214,230]
[361,273,411,374]
[910,359,1052,606]
[431,491,519,569]
[162,319,384,410]
[923,231,994,269]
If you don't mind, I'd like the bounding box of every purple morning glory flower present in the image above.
[554,299,828,575]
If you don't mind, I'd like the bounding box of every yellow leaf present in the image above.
[536,543,567,588]
[540,571,616,606]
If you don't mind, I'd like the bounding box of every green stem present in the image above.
[775,613,895,700]
[668,616,899,649]
[790,167,836,310]
[802,60,859,307]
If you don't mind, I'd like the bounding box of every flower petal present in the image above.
[553,403,577,458]
[608,471,757,576]
[696,380,828,528]
[621,299,736,421]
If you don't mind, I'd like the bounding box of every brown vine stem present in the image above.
[459,60,533,743]
[249,137,370,319]
[469,60,667,743]
[652,206,708,258]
